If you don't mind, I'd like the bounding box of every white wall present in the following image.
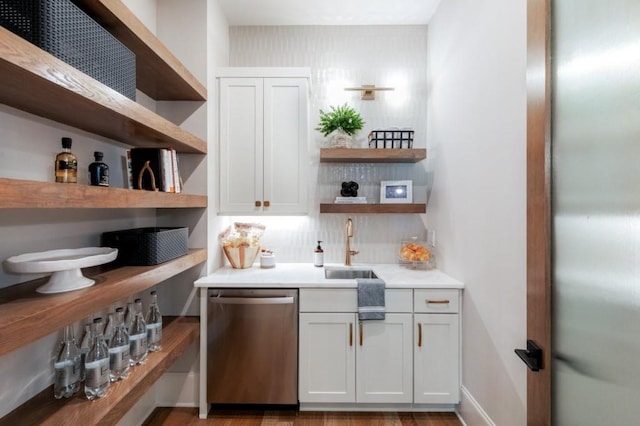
[222,26,431,265]
[426,0,527,425]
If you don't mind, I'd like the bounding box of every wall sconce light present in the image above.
[344,84,394,100]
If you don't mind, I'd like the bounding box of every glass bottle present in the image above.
[78,322,92,382]
[124,301,135,332]
[88,151,109,187]
[145,291,162,352]
[84,317,110,400]
[55,137,78,183]
[53,324,81,399]
[108,307,130,381]
[129,298,148,365]
[103,312,115,347]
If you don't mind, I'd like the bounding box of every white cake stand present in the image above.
[3,247,118,294]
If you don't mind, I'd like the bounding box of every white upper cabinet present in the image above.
[218,68,310,215]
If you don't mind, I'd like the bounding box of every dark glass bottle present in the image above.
[88,151,109,187]
[55,137,77,183]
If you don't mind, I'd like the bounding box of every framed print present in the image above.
[380,180,413,204]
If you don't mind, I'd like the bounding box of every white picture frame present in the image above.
[380,180,413,204]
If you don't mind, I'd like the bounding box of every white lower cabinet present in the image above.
[298,313,356,402]
[414,314,460,404]
[356,314,413,403]
[298,288,460,407]
[298,312,413,404]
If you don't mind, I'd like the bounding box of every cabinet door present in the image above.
[299,313,356,403]
[356,314,413,403]
[414,314,460,404]
[219,77,264,214]
[263,78,309,214]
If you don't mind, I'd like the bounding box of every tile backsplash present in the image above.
[223,25,430,264]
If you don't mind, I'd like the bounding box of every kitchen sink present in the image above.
[324,268,378,280]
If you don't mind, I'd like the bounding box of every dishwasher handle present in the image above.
[209,296,295,305]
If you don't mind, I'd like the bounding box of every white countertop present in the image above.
[194,263,464,289]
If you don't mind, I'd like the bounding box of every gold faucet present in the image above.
[345,217,359,266]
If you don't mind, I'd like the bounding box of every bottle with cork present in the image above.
[89,151,109,187]
[55,137,78,183]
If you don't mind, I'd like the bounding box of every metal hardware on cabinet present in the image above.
[255,201,262,207]
[515,339,543,372]
[264,200,270,207]
[418,323,422,347]
[426,299,450,304]
[359,322,363,346]
[349,323,353,347]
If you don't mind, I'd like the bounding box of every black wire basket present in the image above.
[0,0,136,100]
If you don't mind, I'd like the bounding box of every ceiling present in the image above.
[218,0,442,26]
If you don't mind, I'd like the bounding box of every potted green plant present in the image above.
[315,103,365,148]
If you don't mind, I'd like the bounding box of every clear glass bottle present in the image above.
[55,137,78,183]
[84,317,110,400]
[129,298,148,365]
[53,324,81,399]
[145,291,162,352]
[103,312,115,347]
[78,322,92,382]
[124,301,135,333]
[88,151,109,187]
[108,307,130,381]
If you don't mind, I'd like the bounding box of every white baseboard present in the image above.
[155,372,199,407]
[457,385,496,426]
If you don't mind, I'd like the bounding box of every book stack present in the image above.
[334,197,367,204]
[127,148,182,192]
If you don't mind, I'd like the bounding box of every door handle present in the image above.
[209,296,294,305]
[359,322,363,346]
[349,323,353,347]
[515,339,543,371]
[264,200,270,207]
[417,323,422,347]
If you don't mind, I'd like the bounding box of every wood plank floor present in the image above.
[143,408,463,426]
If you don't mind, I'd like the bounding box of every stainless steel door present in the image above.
[552,1,640,424]
[207,289,298,405]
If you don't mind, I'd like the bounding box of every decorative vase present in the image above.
[329,129,352,148]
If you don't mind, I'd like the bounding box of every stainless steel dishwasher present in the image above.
[207,288,298,405]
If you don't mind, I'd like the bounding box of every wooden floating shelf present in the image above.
[0,178,207,209]
[0,316,199,426]
[0,27,206,154]
[74,0,207,101]
[0,249,206,357]
[320,148,427,163]
[320,203,427,214]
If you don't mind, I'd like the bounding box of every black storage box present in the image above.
[102,227,188,266]
[0,0,136,100]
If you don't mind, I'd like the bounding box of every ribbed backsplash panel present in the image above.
[226,25,430,264]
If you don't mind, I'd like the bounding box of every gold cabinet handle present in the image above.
[264,200,270,207]
[426,299,450,304]
[418,323,422,347]
[349,323,353,347]
[359,322,363,346]
[255,201,262,207]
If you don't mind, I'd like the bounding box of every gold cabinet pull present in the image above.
[255,201,262,207]
[349,323,353,347]
[359,322,363,346]
[418,323,423,347]
[264,200,270,207]
[426,299,450,304]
